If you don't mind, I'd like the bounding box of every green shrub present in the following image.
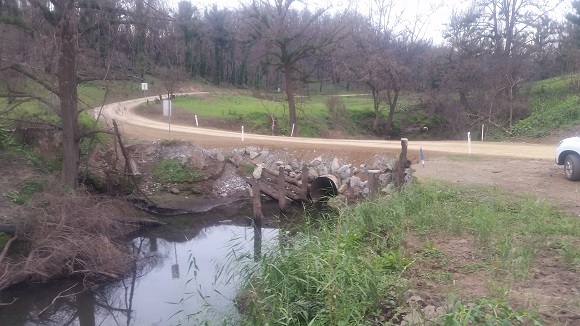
[439,297,541,325]
[152,159,204,183]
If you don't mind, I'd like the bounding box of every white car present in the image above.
[555,136,580,181]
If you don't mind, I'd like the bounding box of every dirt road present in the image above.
[100,96,579,215]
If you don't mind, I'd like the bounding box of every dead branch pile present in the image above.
[0,182,151,291]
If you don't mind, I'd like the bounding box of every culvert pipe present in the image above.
[309,175,339,203]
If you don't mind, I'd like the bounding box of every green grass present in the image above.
[514,75,580,138]
[2,176,46,205]
[172,93,376,117]
[152,159,205,184]
[231,181,580,325]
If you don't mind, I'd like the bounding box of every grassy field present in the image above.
[171,93,376,117]
[229,182,580,325]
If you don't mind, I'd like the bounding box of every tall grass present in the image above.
[233,181,580,325]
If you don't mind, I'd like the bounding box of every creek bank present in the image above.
[120,140,412,212]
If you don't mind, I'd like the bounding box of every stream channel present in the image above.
[0,201,306,325]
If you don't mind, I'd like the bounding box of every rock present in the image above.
[342,177,351,186]
[381,183,395,193]
[252,165,263,179]
[309,156,322,167]
[308,168,318,180]
[338,184,348,193]
[338,164,352,179]
[229,153,245,167]
[331,158,340,172]
[249,151,260,159]
[169,187,180,195]
[216,153,225,162]
[260,150,270,159]
[290,159,302,171]
[276,160,285,166]
[289,171,296,178]
[317,166,329,176]
[350,175,364,188]
[379,173,393,185]
[284,164,293,172]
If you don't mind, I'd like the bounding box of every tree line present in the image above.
[1,0,580,187]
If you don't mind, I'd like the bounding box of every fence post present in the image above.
[301,164,309,200]
[252,180,262,220]
[278,166,287,211]
[394,138,409,189]
[368,171,378,199]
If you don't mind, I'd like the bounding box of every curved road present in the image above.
[99,94,555,161]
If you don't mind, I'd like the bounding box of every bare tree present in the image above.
[245,0,339,135]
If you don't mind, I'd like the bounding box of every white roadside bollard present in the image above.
[468,131,472,154]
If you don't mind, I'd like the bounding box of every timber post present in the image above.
[394,138,409,189]
[301,164,308,200]
[253,218,262,261]
[252,180,263,221]
[278,166,287,211]
[368,170,379,199]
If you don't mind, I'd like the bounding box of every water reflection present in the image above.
[0,212,281,325]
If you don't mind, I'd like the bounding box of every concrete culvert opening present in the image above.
[309,175,339,203]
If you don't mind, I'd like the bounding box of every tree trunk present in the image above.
[371,88,380,133]
[284,62,297,136]
[58,2,80,188]
[385,89,399,136]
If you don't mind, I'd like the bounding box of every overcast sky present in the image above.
[170,0,571,44]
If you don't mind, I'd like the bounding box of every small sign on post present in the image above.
[141,83,148,99]
[162,100,172,117]
[163,100,172,138]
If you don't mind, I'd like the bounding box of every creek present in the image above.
[0,202,302,325]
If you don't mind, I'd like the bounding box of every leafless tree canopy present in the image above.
[0,0,577,182]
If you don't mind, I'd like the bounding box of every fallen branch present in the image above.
[0,234,19,265]
[0,297,18,306]
[38,284,79,316]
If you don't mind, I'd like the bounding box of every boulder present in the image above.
[309,156,322,167]
[331,158,340,172]
[252,165,263,179]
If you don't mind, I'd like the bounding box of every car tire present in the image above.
[564,154,580,181]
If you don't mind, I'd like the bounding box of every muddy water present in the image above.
[0,203,298,325]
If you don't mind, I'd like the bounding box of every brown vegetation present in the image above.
[0,180,153,293]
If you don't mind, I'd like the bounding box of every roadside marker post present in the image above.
[195,115,199,126]
[242,126,244,141]
[468,132,472,154]
[291,123,295,137]
[420,147,425,167]
[481,124,485,141]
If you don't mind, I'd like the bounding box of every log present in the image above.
[261,169,303,194]
[259,181,301,202]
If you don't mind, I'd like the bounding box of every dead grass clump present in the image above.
[0,181,148,291]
